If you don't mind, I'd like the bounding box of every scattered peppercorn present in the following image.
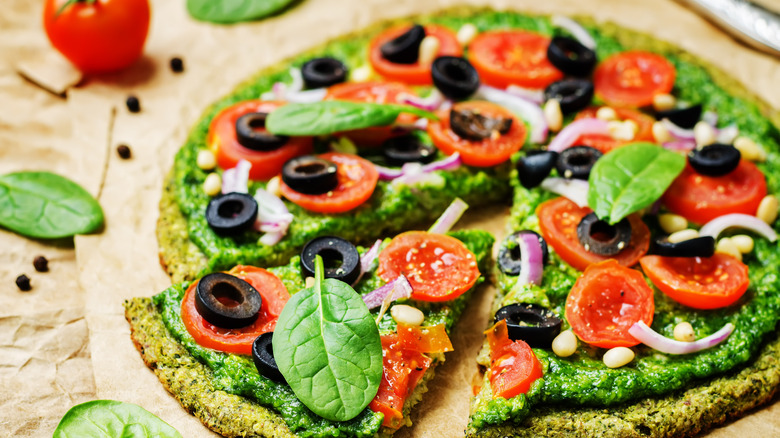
[33,255,48,272]
[170,57,184,73]
[16,274,31,291]
[126,95,141,113]
[117,144,132,159]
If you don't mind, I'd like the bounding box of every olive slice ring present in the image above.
[688,143,741,176]
[431,56,480,100]
[498,230,550,276]
[235,112,288,151]
[546,36,597,77]
[516,150,559,189]
[449,108,513,141]
[544,78,595,115]
[300,236,361,285]
[652,236,716,258]
[252,332,286,383]
[281,155,339,195]
[382,134,437,166]
[195,273,262,329]
[205,192,259,235]
[380,24,425,64]
[301,57,348,89]
[556,145,602,180]
[576,213,632,256]
[494,303,563,349]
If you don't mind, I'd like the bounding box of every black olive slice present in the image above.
[235,112,288,151]
[301,57,348,89]
[380,24,425,64]
[431,56,480,100]
[577,213,632,256]
[498,230,550,276]
[651,236,715,258]
[517,151,558,188]
[300,236,361,285]
[195,273,262,329]
[449,108,513,141]
[494,303,562,349]
[206,192,259,235]
[546,36,597,77]
[382,134,437,166]
[252,332,286,383]
[688,143,741,176]
[556,145,602,180]
[655,104,702,129]
[543,79,594,115]
[281,155,339,195]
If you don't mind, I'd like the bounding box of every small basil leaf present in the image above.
[186,0,294,24]
[0,171,104,239]
[273,255,383,422]
[266,101,437,136]
[588,142,685,224]
[53,400,182,438]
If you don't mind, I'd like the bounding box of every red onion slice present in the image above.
[661,119,695,140]
[398,89,445,111]
[540,177,589,208]
[422,151,461,172]
[253,187,293,245]
[716,125,739,144]
[285,88,328,103]
[516,232,544,286]
[375,152,462,181]
[629,321,734,355]
[662,140,696,151]
[506,85,544,105]
[551,15,596,50]
[476,85,548,144]
[352,239,383,285]
[222,159,251,194]
[702,110,718,126]
[548,118,608,152]
[699,213,778,242]
[362,275,413,309]
[429,197,469,234]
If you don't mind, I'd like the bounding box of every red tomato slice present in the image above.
[485,319,543,399]
[279,152,379,214]
[640,254,749,309]
[427,100,527,167]
[662,161,767,225]
[368,334,432,429]
[397,323,453,353]
[537,197,650,271]
[325,81,417,146]
[369,25,462,85]
[181,266,290,355]
[208,100,313,181]
[565,259,655,348]
[377,231,480,302]
[574,106,655,154]
[593,51,676,108]
[468,30,563,89]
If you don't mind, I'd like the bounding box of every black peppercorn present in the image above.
[170,57,184,73]
[117,144,132,159]
[16,274,31,291]
[33,256,48,272]
[126,95,141,113]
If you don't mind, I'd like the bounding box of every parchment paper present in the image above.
[2,0,780,436]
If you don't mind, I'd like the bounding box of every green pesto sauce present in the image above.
[470,15,780,431]
[154,230,493,438]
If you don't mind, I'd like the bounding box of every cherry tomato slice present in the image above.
[377,231,480,302]
[369,25,462,85]
[468,30,564,89]
[593,51,676,108]
[208,100,313,181]
[485,319,543,399]
[565,259,655,348]
[662,161,767,225]
[279,152,379,214]
[397,323,453,353]
[640,254,749,309]
[181,266,290,355]
[574,106,655,154]
[427,101,527,166]
[537,197,650,271]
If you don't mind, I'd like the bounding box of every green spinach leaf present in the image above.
[186,0,295,24]
[588,142,685,224]
[53,400,182,438]
[266,101,437,136]
[0,171,103,239]
[273,255,383,422]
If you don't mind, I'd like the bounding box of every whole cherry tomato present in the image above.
[43,0,151,74]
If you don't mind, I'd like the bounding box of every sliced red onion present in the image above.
[716,125,739,144]
[516,232,544,286]
[253,187,293,245]
[261,68,309,101]
[259,231,285,246]
[662,119,695,140]
[360,240,382,274]
[375,165,404,181]
[476,85,548,144]
[540,177,589,208]
[423,151,461,172]
[362,275,413,309]
[551,15,596,50]
[662,140,696,151]
[699,213,778,242]
[393,170,445,187]
[629,321,734,355]
[222,159,251,194]
[398,89,444,111]
[413,118,430,130]
[285,88,327,103]
[429,197,469,234]
[376,152,462,181]
[547,118,608,152]
[702,110,718,126]
[505,85,544,105]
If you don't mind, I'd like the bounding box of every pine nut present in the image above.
[197,149,217,170]
[390,304,425,326]
[757,195,779,225]
[418,36,441,65]
[596,107,618,121]
[652,93,676,112]
[305,277,315,288]
[731,234,754,253]
[673,322,696,342]
[457,23,479,46]
[552,330,578,357]
[652,121,672,143]
[668,229,699,243]
[607,120,635,141]
[266,176,282,197]
[603,347,635,368]
[693,121,715,147]
[544,99,563,133]
[658,213,688,234]
[733,136,766,162]
[203,173,222,196]
[351,65,371,82]
[716,237,742,261]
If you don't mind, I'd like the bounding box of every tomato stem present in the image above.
[56,0,97,17]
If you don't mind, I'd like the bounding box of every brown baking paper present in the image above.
[3,0,780,436]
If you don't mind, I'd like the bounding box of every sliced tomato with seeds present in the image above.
[485,319,543,399]
[565,259,655,348]
[468,30,564,89]
[377,231,480,302]
[662,161,767,225]
[427,100,527,167]
[536,197,650,271]
[208,100,313,180]
[280,152,379,214]
[574,106,655,154]
[181,265,290,355]
[368,25,461,85]
[593,50,676,108]
[640,254,749,309]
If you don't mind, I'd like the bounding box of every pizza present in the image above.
[129,7,780,438]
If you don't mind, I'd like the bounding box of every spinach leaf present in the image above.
[186,0,295,24]
[588,142,685,224]
[273,255,383,422]
[0,171,103,239]
[266,101,437,136]
[53,400,182,438]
